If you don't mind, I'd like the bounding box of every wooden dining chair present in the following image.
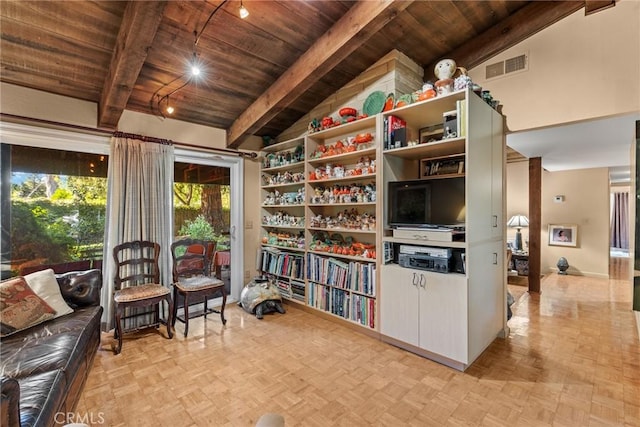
[112,240,173,354]
[171,238,227,337]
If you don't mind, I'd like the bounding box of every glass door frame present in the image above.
[174,148,244,301]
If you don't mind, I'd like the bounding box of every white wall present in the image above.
[469,0,640,132]
[1,82,98,128]
[506,163,611,278]
[542,168,610,277]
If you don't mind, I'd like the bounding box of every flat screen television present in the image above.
[388,178,465,228]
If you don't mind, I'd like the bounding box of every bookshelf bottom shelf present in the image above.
[307,282,376,329]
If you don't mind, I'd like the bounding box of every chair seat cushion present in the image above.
[175,276,223,292]
[114,283,170,303]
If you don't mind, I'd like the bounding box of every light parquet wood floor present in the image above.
[77,271,640,426]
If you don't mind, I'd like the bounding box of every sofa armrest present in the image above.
[1,377,20,427]
[56,269,102,308]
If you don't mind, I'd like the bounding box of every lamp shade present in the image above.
[507,215,529,228]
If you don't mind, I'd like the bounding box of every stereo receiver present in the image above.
[398,253,452,273]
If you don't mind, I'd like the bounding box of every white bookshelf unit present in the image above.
[304,115,380,329]
[379,88,505,371]
[257,88,506,370]
[259,137,307,305]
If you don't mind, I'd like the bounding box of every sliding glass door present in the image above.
[174,149,243,301]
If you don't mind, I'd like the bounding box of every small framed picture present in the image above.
[548,224,578,247]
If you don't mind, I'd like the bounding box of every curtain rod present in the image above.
[0,113,258,159]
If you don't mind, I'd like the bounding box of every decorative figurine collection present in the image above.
[308,108,369,134]
[308,133,374,159]
[309,232,376,259]
[305,57,500,140]
[262,230,305,249]
[262,145,304,168]
[309,183,375,204]
[262,211,305,227]
[308,157,375,181]
[309,209,376,231]
[263,188,305,206]
[261,171,305,186]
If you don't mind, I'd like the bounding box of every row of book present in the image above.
[351,294,375,329]
[291,280,305,302]
[260,248,304,280]
[307,283,375,329]
[383,115,407,150]
[308,282,330,312]
[274,277,306,301]
[306,253,376,295]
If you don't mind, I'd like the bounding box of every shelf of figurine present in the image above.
[261,230,306,250]
[308,183,376,205]
[308,232,376,260]
[262,188,305,206]
[308,157,376,182]
[308,209,376,233]
[307,109,371,134]
[262,145,305,170]
[307,133,375,163]
[262,211,305,228]
[261,171,305,187]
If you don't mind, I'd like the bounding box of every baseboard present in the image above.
[635,310,640,341]
[547,268,609,279]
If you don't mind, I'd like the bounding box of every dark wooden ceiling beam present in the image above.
[227,0,413,148]
[98,1,167,129]
[424,1,584,80]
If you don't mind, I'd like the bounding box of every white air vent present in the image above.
[485,61,504,79]
[485,53,528,80]
[505,54,527,73]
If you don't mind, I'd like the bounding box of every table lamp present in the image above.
[507,215,529,252]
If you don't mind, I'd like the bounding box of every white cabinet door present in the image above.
[466,93,493,243]
[491,110,505,239]
[380,264,419,346]
[418,271,468,363]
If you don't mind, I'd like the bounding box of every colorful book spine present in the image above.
[307,253,375,295]
[261,249,304,280]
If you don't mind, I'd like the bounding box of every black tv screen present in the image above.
[388,178,465,228]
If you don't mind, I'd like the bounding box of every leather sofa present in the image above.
[1,269,103,427]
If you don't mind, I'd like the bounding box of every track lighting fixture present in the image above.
[151,0,249,119]
[239,0,249,19]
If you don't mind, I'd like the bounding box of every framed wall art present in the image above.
[548,224,578,247]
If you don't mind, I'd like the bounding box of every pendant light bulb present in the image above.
[239,0,249,19]
[165,96,174,115]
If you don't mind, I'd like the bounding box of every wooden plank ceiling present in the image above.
[0,1,584,150]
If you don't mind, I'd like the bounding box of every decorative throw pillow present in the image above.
[0,277,56,337]
[24,269,74,318]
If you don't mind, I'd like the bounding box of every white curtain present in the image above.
[100,136,174,331]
